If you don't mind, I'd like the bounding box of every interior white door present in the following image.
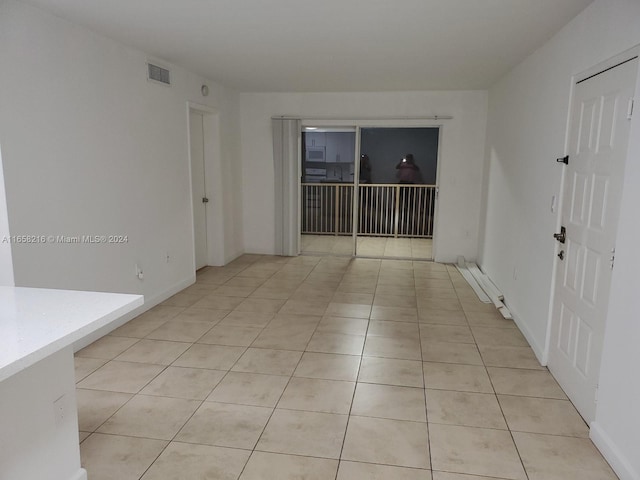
[549,57,637,423]
[189,111,208,270]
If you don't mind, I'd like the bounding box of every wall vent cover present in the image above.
[147,63,170,85]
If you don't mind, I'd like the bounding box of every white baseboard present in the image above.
[590,421,640,480]
[476,266,548,366]
[72,275,196,351]
[144,275,196,308]
[69,468,87,480]
[244,247,277,256]
[504,303,548,366]
[514,314,546,366]
[224,249,244,264]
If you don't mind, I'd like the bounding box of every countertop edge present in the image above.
[0,292,143,382]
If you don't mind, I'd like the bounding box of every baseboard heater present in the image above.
[456,257,513,320]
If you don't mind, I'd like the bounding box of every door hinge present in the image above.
[595,384,599,403]
[202,197,209,203]
[556,155,569,165]
[628,98,635,120]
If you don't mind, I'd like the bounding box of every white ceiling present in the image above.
[22,0,593,92]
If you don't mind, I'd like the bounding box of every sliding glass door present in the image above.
[299,125,439,261]
[356,127,438,260]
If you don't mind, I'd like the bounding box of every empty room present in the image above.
[1,1,640,479]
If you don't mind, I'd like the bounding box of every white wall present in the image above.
[0,1,243,303]
[0,145,15,286]
[479,0,640,478]
[218,95,244,264]
[239,91,488,262]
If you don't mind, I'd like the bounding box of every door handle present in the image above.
[202,197,209,203]
[553,226,566,244]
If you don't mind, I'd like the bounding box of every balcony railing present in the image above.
[301,183,436,238]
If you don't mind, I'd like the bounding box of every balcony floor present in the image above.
[301,234,433,260]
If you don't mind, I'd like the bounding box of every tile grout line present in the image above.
[462,278,532,480]
[333,259,380,480]
[421,260,434,475]
[84,255,265,479]
[132,255,268,479]
[235,254,323,479]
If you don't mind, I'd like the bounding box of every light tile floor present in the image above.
[75,254,618,480]
[301,234,433,260]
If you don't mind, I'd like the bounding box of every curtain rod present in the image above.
[271,115,453,121]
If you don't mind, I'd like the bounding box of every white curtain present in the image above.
[272,118,300,256]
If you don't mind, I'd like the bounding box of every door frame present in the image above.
[299,118,445,260]
[186,102,225,268]
[545,47,639,418]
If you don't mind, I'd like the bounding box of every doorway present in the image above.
[299,125,439,260]
[548,55,638,423]
[189,110,208,270]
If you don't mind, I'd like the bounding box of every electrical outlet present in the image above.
[135,264,144,280]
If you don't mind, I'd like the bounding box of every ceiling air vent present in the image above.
[147,62,171,85]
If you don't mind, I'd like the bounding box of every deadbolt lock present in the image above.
[557,250,565,260]
[553,226,566,244]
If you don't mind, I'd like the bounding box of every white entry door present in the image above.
[189,111,208,270]
[549,57,637,423]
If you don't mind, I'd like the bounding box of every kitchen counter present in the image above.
[0,287,143,381]
[0,286,143,480]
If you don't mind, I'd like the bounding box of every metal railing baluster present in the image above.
[300,183,436,239]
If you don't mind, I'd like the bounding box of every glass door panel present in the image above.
[356,127,438,260]
[300,127,356,256]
